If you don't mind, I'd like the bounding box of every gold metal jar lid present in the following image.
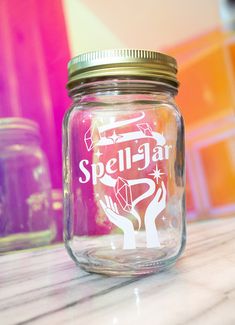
[67,49,178,89]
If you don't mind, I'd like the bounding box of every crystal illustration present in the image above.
[115,177,133,212]
[137,123,153,136]
[84,123,100,151]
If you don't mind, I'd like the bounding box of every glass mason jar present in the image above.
[0,118,53,253]
[63,49,186,276]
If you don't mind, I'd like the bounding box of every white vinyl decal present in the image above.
[79,113,171,249]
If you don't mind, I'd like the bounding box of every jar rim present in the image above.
[67,49,179,90]
[0,117,40,136]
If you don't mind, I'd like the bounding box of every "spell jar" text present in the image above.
[78,142,172,185]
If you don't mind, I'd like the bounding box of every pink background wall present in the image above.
[1,0,234,224]
[0,0,70,188]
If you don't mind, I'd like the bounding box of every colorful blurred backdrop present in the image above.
[0,0,234,223]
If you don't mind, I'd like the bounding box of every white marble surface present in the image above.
[0,217,235,325]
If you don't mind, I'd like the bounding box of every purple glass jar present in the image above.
[0,118,53,253]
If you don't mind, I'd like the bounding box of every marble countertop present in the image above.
[0,217,235,325]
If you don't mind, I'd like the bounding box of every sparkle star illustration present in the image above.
[94,149,103,158]
[109,131,122,143]
[149,166,165,183]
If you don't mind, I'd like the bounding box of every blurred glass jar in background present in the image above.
[0,118,53,253]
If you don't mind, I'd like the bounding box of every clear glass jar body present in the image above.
[0,118,53,253]
[63,79,186,276]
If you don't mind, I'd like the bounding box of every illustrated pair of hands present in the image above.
[99,181,166,249]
